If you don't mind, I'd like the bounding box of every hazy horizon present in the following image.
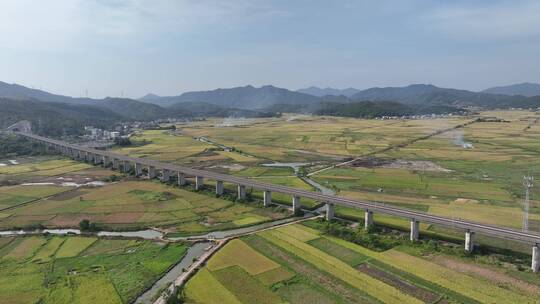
[1,0,539,98]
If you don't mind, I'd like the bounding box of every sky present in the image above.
[0,0,539,99]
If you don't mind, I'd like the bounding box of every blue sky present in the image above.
[0,0,539,98]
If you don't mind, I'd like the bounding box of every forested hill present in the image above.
[0,98,123,136]
[314,101,463,118]
[140,85,320,109]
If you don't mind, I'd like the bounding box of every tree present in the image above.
[79,219,90,231]
[114,137,132,146]
[79,219,98,231]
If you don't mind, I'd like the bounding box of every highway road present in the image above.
[16,132,540,246]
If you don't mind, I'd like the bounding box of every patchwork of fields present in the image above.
[114,111,540,232]
[0,236,188,304]
[0,157,94,183]
[184,223,540,304]
[0,180,287,234]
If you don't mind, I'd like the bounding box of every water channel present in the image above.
[134,241,212,304]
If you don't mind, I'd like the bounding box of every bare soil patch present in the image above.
[357,263,446,303]
[350,157,451,172]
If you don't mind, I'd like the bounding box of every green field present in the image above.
[0,180,287,234]
[183,223,540,304]
[307,111,540,230]
[0,184,72,211]
[0,236,188,304]
[121,110,540,232]
[0,157,93,180]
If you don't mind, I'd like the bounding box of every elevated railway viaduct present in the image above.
[14,132,540,272]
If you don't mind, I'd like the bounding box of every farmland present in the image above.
[110,111,540,232]
[183,222,540,304]
[0,180,287,234]
[0,157,94,183]
[2,110,540,303]
[0,235,188,304]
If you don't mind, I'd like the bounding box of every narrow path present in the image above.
[308,118,480,176]
[151,214,321,304]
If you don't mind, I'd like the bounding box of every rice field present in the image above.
[183,222,540,303]
[0,236,188,304]
[0,184,72,210]
[0,180,286,234]
[109,111,540,232]
[0,157,93,178]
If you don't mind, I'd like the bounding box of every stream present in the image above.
[0,162,330,303]
[0,228,163,239]
[134,241,213,304]
[0,214,316,304]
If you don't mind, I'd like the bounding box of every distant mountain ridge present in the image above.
[482,83,540,97]
[297,86,360,97]
[349,84,540,108]
[139,85,320,109]
[0,81,94,105]
[3,80,540,132]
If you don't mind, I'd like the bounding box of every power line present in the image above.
[523,175,534,232]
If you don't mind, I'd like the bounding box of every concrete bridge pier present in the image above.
[292,196,301,215]
[112,159,119,170]
[94,154,102,165]
[102,156,111,167]
[326,203,335,221]
[148,166,157,179]
[216,181,224,196]
[195,176,204,190]
[365,210,374,229]
[410,219,420,241]
[134,163,143,177]
[162,169,171,182]
[263,190,272,207]
[177,173,186,186]
[123,161,131,174]
[532,245,539,273]
[465,230,475,253]
[237,185,246,200]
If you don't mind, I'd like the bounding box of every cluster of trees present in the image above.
[78,219,99,232]
[0,98,120,136]
[306,219,400,251]
[114,137,132,146]
[314,101,463,118]
[0,133,45,158]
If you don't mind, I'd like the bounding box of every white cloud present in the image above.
[425,1,540,41]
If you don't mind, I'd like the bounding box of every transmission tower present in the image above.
[523,175,534,232]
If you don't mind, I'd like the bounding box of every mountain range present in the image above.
[2,80,540,136]
[482,83,540,97]
[296,87,360,97]
[140,85,319,109]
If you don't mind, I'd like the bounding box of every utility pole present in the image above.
[523,175,534,232]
